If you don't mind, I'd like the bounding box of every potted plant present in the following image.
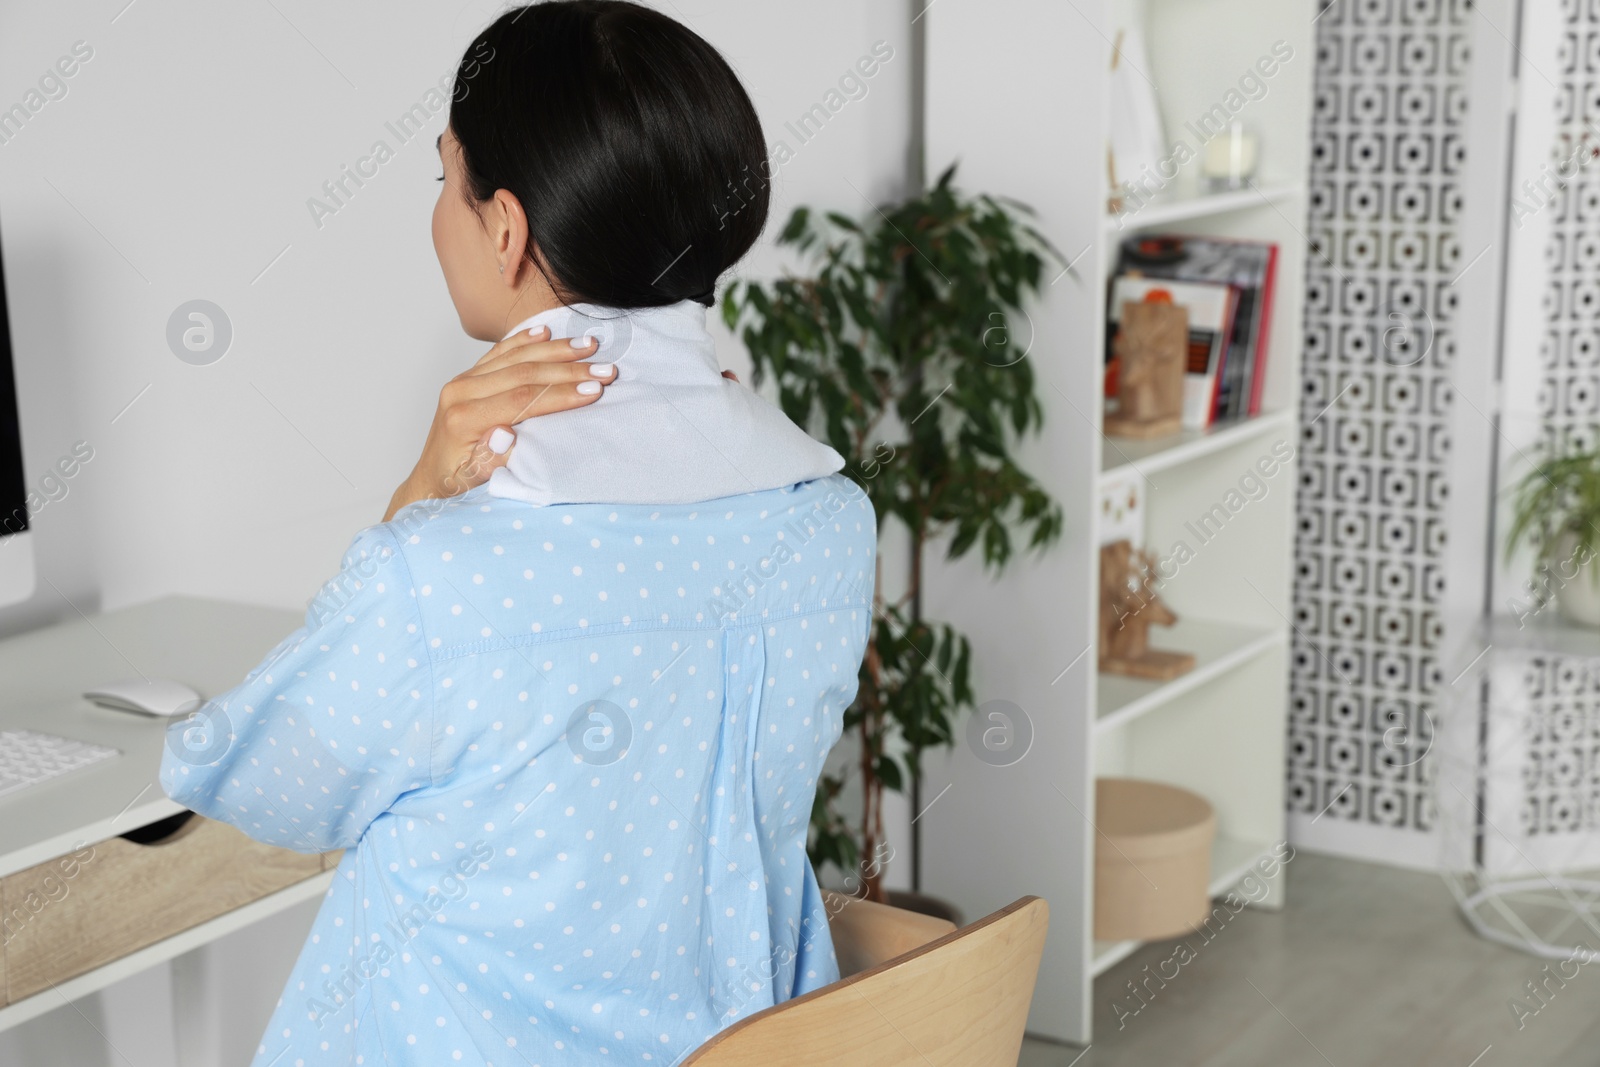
[722,164,1063,905]
[1505,448,1600,628]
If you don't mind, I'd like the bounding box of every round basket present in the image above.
[1094,777,1217,941]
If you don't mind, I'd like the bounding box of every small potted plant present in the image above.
[723,164,1063,904]
[1505,447,1600,628]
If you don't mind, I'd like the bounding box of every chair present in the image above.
[682,890,1049,1066]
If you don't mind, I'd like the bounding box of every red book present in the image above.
[1247,244,1279,416]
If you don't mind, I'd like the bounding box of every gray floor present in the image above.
[1019,851,1600,1067]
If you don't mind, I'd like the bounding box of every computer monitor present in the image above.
[0,221,36,607]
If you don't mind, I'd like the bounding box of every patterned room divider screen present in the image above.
[1288,0,1475,864]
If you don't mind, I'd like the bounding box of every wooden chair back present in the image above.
[682,892,1049,1066]
[819,889,960,976]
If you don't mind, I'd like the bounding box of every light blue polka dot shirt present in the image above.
[160,472,875,1066]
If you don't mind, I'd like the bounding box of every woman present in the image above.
[159,4,875,1064]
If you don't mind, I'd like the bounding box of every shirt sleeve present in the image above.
[159,522,435,853]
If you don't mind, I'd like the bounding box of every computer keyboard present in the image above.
[0,729,121,800]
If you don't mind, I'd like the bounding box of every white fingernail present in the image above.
[576,380,602,395]
[589,363,615,377]
[488,427,514,454]
[527,325,549,338]
[571,335,594,349]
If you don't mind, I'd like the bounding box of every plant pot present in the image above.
[1555,533,1600,629]
[886,890,965,928]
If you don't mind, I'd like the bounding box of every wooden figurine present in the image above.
[1104,290,1186,439]
[1098,539,1195,680]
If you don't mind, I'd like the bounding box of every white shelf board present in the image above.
[1100,408,1294,481]
[1090,835,1275,977]
[1095,618,1283,735]
[1103,181,1305,234]
[0,870,333,1034]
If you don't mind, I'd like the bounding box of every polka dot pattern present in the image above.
[160,474,876,1066]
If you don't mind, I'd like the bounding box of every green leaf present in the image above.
[780,206,811,245]
[874,755,904,792]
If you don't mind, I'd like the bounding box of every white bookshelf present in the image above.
[1095,618,1283,734]
[1100,406,1294,477]
[921,0,1310,1044]
[1101,180,1305,233]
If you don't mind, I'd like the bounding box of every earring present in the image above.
[499,264,504,274]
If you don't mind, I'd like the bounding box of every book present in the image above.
[1108,275,1236,430]
[1113,235,1280,420]
[1247,245,1279,416]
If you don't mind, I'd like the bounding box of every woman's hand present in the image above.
[384,325,617,521]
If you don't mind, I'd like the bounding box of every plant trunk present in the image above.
[908,524,923,893]
[859,712,887,903]
[859,552,889,904]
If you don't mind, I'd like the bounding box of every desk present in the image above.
[0,595,324,1036]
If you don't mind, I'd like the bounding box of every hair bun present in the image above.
[449,1,769,311]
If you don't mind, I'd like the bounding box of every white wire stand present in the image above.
[1454,877,1600,960]
[1436,613,1600,961]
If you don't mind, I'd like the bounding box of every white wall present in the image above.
[0,1,914,1062]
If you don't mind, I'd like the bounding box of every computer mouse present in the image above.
[83,677,204,718]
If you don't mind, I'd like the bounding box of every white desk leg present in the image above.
[0,985,160,1066]
[171,896,323,1066]
[100,965,181,1064]
[171,949,223,1067]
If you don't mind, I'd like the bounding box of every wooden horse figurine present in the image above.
[1098,539,1195,680]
